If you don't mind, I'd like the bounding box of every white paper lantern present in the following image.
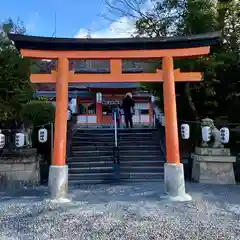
[181,124,190,139]
[220,127,230,144]
[15,133,25,147]
[38,128,48,143]
[96,92,102,103]
[0,133,5,149]
[202,126,211,142]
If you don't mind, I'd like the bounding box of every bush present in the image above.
[20,100,55,127]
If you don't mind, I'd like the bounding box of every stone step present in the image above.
[120,172,164,179]
[74,128,158,134]
[72,136,114,141]
[68,155,164,162]
[71,145,161,151]
[72,136,161,142]
[74,132,114,137]
[71,149,162,156]
[119,131,156,135]
[68,172,164,181]
[118,128,158,132]
[68,178,164,185]
[73,129,115,134]
[119,156,165,161]
[71,145,113,151]
[71,150,113,157]
[68,179,114,185]
[74,131,157,137]
[69,166,164,174]
[71,142,114,146]
[68,162,113,168]
[71,141,160,147]
[67,161,164,168]
[119,149,162,153]
[120,166,164,172]
[119,178,164,182]
[118,141,160,146]
[118,145,160,150]
[118,137,160,142]
[69,167,113,174]
[68,156,113,162]
[68,172,114,181]
[118,134,158,138]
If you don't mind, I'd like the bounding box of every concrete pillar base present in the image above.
[162,163,192,202]
[48,165,68,199]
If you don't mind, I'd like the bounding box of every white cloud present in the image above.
[74,0,154,38]
[26,23,35,32]
[74,17,136,38]
[26,12,39,33]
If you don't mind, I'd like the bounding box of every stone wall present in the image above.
[0,149,40,191]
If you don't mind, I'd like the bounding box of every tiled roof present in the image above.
[35,83,141,91]
[70,83,140,89]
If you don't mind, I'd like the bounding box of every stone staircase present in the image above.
[68,128,165,185]
[118,128,165,182]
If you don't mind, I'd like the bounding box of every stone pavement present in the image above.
[0,182,240,240]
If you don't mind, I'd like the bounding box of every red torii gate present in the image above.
[9,32,220,201]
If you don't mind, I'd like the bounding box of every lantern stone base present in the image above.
[191,147,236,184]
[162,163,192,201]
[48,165,68,199]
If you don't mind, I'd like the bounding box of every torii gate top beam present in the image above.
[8,32,220,59]
[8,32,221,83]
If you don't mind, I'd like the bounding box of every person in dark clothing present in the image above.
[122,92,135,128]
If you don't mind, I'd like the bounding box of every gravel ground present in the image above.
[0,182,240,240]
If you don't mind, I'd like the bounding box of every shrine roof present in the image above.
[81,83,140,89]
[8,32,221,51]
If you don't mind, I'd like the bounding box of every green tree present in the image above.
[135,0,221,120]
[20,100,55,127]
[0,19,34,127]
[2,17,26,34]
[104,0,240,122]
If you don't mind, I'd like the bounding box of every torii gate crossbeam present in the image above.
[9,32,220,201]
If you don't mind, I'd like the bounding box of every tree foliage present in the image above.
[104,0,240,122]
[20,100,56,127]
[0,19,34,127]
[2,18,26,34]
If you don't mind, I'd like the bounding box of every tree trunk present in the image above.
[184,83,200,121]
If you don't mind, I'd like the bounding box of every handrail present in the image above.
[113,111,120,165]
[151,101,166,158]
[114,111,118,147]
[153,112,156,128]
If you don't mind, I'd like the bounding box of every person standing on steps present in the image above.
[122,92,135,128]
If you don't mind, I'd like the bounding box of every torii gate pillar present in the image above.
[48,58,69,199]
[162,56,191,201]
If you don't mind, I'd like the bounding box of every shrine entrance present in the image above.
[9,32,220,200]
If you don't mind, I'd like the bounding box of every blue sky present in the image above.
[0,0,135,38]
